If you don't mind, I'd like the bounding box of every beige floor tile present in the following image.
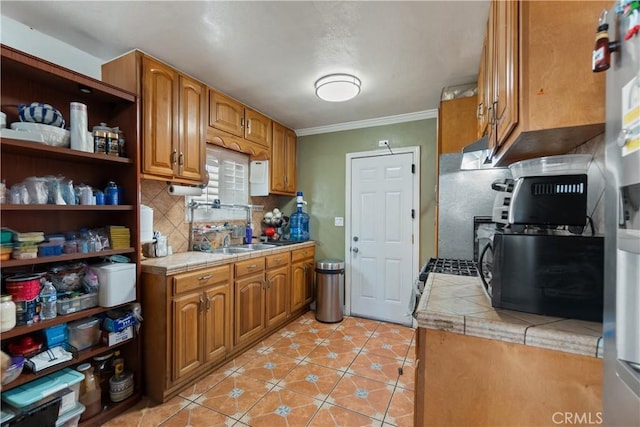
[373,323,415,342]
[240,386,322,426]
[326,373,394,421]
[362,336,411,361]
[339,317,381,334]
[278,360,344,399]
[308,402,381,427]
[325,328,372,348]
[237,351,300,384]
[305,341,361,371]
[396,360,415,391]
[178,367,234,400]
[195,372,273,419]
[103,396,190,427]
[383,387,414,427]
[283,322,337,340]
[269,334,320,358]
[347,352,402,386]
[159,402,236,426]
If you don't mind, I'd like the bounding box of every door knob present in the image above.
[353,236,359,242]
[352,247,359,253]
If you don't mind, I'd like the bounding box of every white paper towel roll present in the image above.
[140,204,154,243]
[70,102,91,152]
[167,184,203,196]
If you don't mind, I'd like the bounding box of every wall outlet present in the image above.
[334,217,344,227]
[378,139,389,147]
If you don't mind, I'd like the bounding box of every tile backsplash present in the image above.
[571,132,605,234]
[141,179,292,253]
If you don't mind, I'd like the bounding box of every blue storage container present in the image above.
[1,368,83,408]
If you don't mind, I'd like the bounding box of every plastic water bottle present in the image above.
[39,280,57,320]
[290,192,310,242]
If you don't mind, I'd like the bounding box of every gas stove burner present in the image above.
[419,258,478,281]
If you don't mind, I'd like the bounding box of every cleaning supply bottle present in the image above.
[290,192,309,242]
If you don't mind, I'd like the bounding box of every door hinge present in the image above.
[411,209,415,219]
[411,164,415,174]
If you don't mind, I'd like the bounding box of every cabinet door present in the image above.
[178,75,205,182]
[265,265,290,328]
[303,260,315,305]
[209,90,244,137]
[477,35,490,138]
[142,56,178,178]
[291,260,310,313]
[203,282,232,363]
[245,108,272,148]
[492,0,518,150]
[271,122,287,193]
[283,128,297,194]
[172,291,203,382]
[234,273,266,346]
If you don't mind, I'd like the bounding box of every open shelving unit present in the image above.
[0,44,142,426]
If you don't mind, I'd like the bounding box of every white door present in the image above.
[347,149,418,326]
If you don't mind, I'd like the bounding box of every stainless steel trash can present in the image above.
[315,259,345,323]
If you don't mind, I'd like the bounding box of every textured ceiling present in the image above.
[1,1,489,132]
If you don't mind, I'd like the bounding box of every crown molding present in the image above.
[294,109,438,136]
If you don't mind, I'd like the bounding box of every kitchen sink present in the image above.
[233,243,277,250]
[209,247,254,254]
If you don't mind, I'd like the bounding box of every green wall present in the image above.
[290,119,437,265]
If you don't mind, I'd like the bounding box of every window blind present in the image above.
[187,146,249,221]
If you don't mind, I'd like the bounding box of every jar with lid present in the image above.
[77,362,102,420]
[92,123,111,154]
[93,352,114,409]
[106,130,119,156]
[0,294,16,332]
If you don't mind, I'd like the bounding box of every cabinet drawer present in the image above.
[291,247,315,263]
[266,252,291,270]
[235,257,265,278]
[173,265,231,295]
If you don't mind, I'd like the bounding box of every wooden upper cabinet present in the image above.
[209,90,244,137]
[142,57,177,179]
[438,96,478,155]
[103,51,205,184]
[208,89,272,150]
[244,108,272,148]
[271,122,297,195]
[491,0,518,151]
[178,75,206,182]
[479,0,607,166]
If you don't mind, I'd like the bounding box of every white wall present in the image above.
[1,15,102,78]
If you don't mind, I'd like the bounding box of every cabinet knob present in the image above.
[178,152,184,166]
[241,118,245,128]
[199,295,205,312]
[206,295,211,310]
[199,274,212,281]
[171,150,178,165]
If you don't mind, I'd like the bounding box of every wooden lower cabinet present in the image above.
[414,328,603,427]
[141,244,315,402]
[234,270,266,347]
[291,247,315,313]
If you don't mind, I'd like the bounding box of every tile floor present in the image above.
[103,311,416,426]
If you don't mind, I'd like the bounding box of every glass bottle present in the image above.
[592,9,611,72]
[77,363,102,420]
[93,352,114,409]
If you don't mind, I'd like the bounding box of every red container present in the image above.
[5,274,43,301]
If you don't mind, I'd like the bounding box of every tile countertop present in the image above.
[141,241,316,276]
[414,273,603,358]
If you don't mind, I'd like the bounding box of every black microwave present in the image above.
[479,231,604,322]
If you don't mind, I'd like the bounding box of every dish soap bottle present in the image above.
[290,192,309,242]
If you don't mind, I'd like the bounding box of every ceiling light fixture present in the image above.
[314,73,361,102]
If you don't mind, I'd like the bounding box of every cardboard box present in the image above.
[101,326,133,346]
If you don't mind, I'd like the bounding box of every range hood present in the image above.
[460,136,495,170]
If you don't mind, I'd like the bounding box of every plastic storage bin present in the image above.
[56,402,85,427]
[508,154,592,180]
[67,317,101,351]
[56,292,98,315]
[91,263,136,307]
[1,368,83,410]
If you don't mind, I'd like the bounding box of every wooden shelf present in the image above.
[80,392,142,427]
[0,139,134,165]
[0,248,135,269]
[1,204,134,211]
[1,338,135,391]
[0,303,135,340]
